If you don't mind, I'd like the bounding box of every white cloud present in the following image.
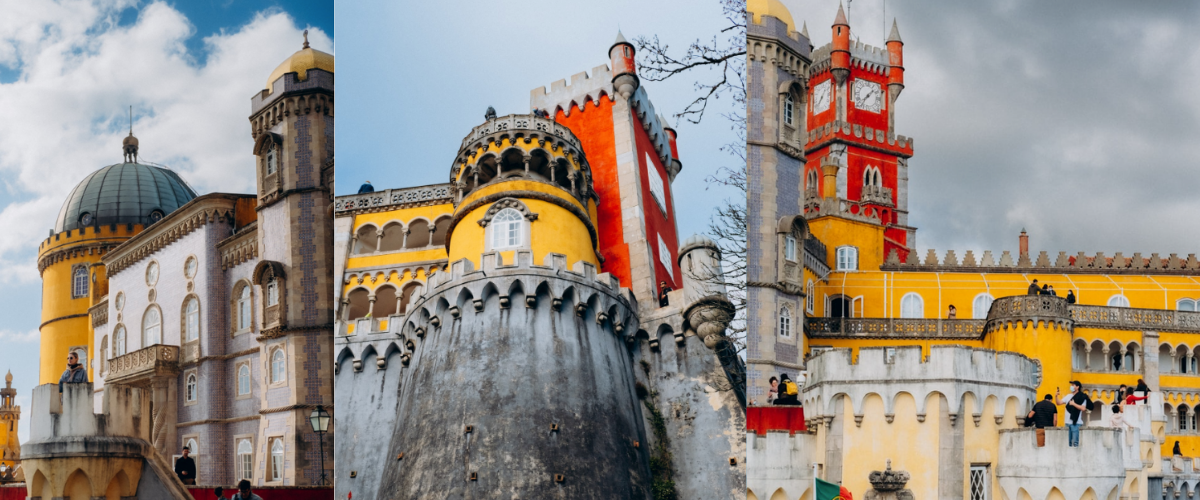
[0,0,332,284]
[0,329,38,344]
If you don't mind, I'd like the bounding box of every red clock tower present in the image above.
[804,4,916,263]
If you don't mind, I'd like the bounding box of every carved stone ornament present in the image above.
[477,198,539,227]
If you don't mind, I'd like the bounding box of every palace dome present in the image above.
[748,0,795,32]
[265,46,335,90]
[54,162,197,233]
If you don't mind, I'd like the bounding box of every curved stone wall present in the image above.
[997,428,1127,500]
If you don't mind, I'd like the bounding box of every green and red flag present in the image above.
[815,477,852,500]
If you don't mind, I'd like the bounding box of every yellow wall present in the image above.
[38,225,138,384]
[451,179,597,269]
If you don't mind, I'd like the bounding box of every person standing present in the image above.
[1174,441,1183,456]
[231,480,263,500]
[1027,279,1041,295]
[58,352,87,393]
[1058,381,1090,447]
[658,281,673,307]
[214,487,230,500]
[174,447,196,485]
[1048,285,1058,296]
[766,377,779,405]
[947,305,957,319]
[1028,394,1058,447]
[775,373,800,406]
[1066,290,1076,304]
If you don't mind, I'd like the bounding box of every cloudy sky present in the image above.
[0,0,331,442]
[780,0,1200,259]
[335,0,742,243]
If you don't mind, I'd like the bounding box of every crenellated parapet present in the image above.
[996,427,1132,500]
[984,295,1073,334]
[804,119,914,155]
[803,345,1038,426]
[883,248,1200,275]
[809,40,892,78]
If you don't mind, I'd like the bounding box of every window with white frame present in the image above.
[267,278,279,306]
[185,373,197,403]
[143,306,162,346]
[779,307,792,337]
[238,364,251,396]
[836,246,858,271]
[784,93,794,125]
[647,153,668,215]
[1108,295,1130,308]
[969,465,989,500]
[900,293,924,319]
[657,235,673,278]
[113,326,126,357]
[237,284,252,331]
[72,266,88,298]
[266,142,278,175]
[1179,298,1197,311]
[972,293,994,320]
[271,348,286,384]
[269,438,284,481]
[184,298,200,342]
[490,208,524,250]
[184,438,198,457]
[806,280,815,313]
[237,439,253,480]
[785,236,797,261]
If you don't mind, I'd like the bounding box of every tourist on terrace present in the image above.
[1028,394,1058,447]
[1110,404,1131,429]
[1066,290,1077,304]
[174,446,196,485]
[767,376,779,405]
[658,281,673,307]
[1114,384,1130,405]
[1048,285,1058,296]
[1027,279,1040,295]
[1175,441,1183,456]
[358,180,374,194]
[947,305,957,319]
[1124,379,1150,405]
[231,480,263,500]
[775,373,801,406]
[58,352,87,393]
[1058,381,1091,447]
[1041,284,1050,295]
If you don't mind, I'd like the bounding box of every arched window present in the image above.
[972,293,994,319]
[836,246,858,271]
[185,373,197,402]
[900,293,924,319]
[142,306,161,346]
[238,365,251,395]
[807,169,819,192]
[184,438,198,457]
[237,284,252,331]
[72,266,88,298]
[271,348,286,384]
[784,236,797,261]
[113,326,126,357]
[237,439,254,480]
[806,280,815,313]
[490,208,524,250]
[1108,295,1130,308]
[265,142,277,175]
[1179,298,1197,312]
[783,93,794,125]
[1179,405,1190,432]
[267,278,279,306]
[269,438,284,481]
[779,307,792,338]
[184,298,200,342]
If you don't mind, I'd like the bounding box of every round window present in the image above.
[146,262,159,287]
[79,212,93,226]
[149,210,164,223]
[185,256,198,279]
[115,292,125,311]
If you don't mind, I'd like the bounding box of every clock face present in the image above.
[812,80,832,114]
[853,79,883,113]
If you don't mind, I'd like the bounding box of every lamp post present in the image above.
[309,405,331,486]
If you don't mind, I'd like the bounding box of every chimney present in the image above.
[1019,229,1029,258]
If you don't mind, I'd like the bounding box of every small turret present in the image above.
[886,19,905,99]
[821,154,840,200]
[1019,229,1029,259]
[662,119,682,180]
[830,3,851,85]
[609,31,639,98]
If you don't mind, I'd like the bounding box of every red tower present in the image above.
[804,9,916,263]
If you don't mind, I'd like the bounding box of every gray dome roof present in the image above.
[54,162,197,233]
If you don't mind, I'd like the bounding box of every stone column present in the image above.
[1144,331,1160,391]
[374,230,383,252]
[150,377,177,459]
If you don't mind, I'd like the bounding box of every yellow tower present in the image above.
[448,113,602,267]
[0,371,18,475]
[37,136,196,383]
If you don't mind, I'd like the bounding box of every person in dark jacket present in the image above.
[658,281,673,307]
[231,480,263,500]
[1027,279,1040,295]
[1027,394,1058,447]
[215,487,229,500]
[357,181,374,194]
[775,373,801,406]
[58,352,87,393]
[1058,381,1091,447]
[1048,285,1058,296]
[1066,290,1077,304]
[1041,284,1050,295]
[1174,441,1183,456]
[1114,383,1129,404]
[174,447,196,485]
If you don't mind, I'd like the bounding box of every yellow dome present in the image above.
[265,46,335,90]
[748,0,795,32]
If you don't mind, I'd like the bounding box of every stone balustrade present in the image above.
[107,344,180,385]
[806,317,985,339]
[334,184,453,214]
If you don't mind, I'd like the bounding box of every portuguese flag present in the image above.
[815,477,853,500]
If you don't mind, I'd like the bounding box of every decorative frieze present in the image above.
[334,184,453,215]
[883,248,1200,275]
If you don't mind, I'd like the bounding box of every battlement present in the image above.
[747,10,810,60]
[803,345,1037,422]
[27,383,150,447]
[882,248,1200,275]
[251,67,334,115]
[805,119,913,153]
[530,65,614,116]
[997,428,1132,500]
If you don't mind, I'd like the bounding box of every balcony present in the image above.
[806,317,986,339]
[339,315,401,336]
[107,344,180,386]
[859,184,893,206]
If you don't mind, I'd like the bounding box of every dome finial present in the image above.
[122,106,138,163]
[303,29,310,49]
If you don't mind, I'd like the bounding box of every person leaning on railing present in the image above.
[58,352,87,393]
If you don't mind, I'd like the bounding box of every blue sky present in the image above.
[0,0,331,442]
[334,0,743,245]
